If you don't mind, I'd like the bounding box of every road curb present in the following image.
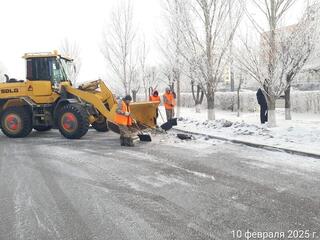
[174,128,320,159]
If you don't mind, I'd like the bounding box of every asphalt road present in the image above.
[0,129,319,240]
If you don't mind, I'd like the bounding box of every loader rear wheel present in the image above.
[92,116,109,132]
[1,106,32,138]
[57,104,89,139]
[34,126,52,132]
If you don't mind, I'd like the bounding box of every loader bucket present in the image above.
[130,101,160,128]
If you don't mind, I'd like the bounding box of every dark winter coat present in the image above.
[256,88,268,108]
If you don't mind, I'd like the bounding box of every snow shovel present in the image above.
[170,118,178,126]
[158,109,173,131]
[134,122,152,142]
[138,133,152,142]
[160,121,173,131]
[177,133,192,140]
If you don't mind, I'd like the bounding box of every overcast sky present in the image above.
[0,0,163,81]
[0,0,307,82]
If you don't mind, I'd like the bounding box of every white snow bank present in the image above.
[173,107,320,156]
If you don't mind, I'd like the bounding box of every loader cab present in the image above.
[24,52,73,88]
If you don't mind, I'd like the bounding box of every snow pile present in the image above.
[179,117,272,138]
[232,121,272,137]
[175,107,320,156]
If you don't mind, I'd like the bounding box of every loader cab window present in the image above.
[51,60,66,85]
[26,57,68,86]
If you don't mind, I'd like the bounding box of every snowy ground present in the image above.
[169,107,320,156]
[1,130,320,239]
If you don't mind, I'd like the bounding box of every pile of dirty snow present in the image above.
[173,107,320,156]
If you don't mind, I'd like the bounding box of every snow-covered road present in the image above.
[0,130,319,240]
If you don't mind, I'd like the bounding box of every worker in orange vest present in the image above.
[115,95,136,146]
[149,90,161,126]
[163,87,176,121]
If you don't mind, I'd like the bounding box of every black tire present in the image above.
[34,126,52,132]
[92,116,109,132]
[1,106,32,138]
[57,104,89,139]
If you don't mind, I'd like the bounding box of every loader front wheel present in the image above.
[57,104,89,139]
[92,116,109,132]
[1,106,32,138]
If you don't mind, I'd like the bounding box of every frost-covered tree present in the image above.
[101,0,140,95]
[184,55,205,113]
[160,0,186,117]
[239,0,319,126]
[282,3,320,120]
[179,0,243,120]
[191,80,205,113]
[138,39,159,100]
[146,66,161,94]
[130,68,140,101]
[0,62,6,82]
[138,41,162,100]
[60,38,82,85]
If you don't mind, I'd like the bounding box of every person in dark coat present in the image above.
[256,88,268,124]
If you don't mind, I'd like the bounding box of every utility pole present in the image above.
[229,0,235,92]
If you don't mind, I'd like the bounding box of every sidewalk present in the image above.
[168,107,320,158]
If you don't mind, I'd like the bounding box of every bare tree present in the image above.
[283,3,320,120]
[239,0,319,126]
[60,39,82,85]
[191,80,205,113]
[130,68,140,101]
[160,0,186,117]
[228,0,235,92]
[139,39,150,100]
[185,55,205,112]
[236,75,244,117]
[146,66,161,92]
[0,62,6,82]
[101,0,139,96]
[179,0,243,120]
[160,64,174,87]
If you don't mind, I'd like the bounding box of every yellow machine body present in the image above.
[0,51,159,139]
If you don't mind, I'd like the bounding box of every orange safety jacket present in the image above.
[115,100,133,126]
[149,95,161,102]
[163,92,176,110]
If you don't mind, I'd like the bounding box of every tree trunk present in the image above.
[195,104,201,113]
[145,88,148,101]
[176,79,181,117]
[267,97,277,127]
[132,90,137,102]
[192,82,204,113]
[207,93,215,120]
[237,88,240,117]
[230,70,235,92]
[285,86,292,120]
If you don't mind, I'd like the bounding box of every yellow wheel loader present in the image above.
[0,51,159,139]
